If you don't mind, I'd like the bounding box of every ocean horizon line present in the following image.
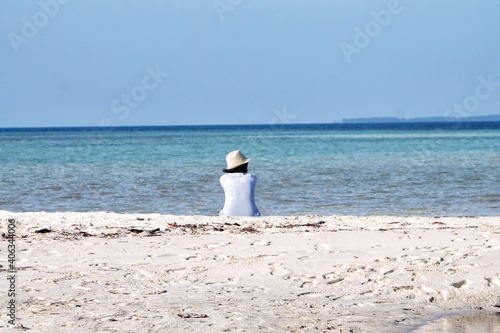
[2,120,500,132]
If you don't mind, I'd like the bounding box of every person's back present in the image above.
[219,150,260,217]
[220,172,260,216]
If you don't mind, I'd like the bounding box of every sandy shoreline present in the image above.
[1,211,500,332]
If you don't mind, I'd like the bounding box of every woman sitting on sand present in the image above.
[219,150,260,217]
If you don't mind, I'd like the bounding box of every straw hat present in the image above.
[223,150,251,172]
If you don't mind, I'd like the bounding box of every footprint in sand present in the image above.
[485,277,500,287]
[185,255,202,261]
[315,243,331,251]
[251,239,271,247]
[213,255,232,261]
[327,277,344,285]
[166,267,188,274]
[132,269,154,279]
[186,242,230,251]
[322,271,338,279]
[269,262,290,276]
[154,253,176,258]
[289,274,319,287]
[205,242,230,249]
[452,280,468,289]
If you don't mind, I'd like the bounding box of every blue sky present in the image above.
[1,0,500,127]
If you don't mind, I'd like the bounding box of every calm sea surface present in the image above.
[1,122,499,216]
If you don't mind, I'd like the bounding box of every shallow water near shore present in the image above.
[412,312,500,332]
[1,123,499,215]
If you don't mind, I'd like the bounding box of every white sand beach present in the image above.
[1,211,500,332]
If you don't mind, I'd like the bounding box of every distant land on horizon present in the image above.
[3,114,500,131]
[342,114,500,123]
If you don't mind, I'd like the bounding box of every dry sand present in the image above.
[1,211,500,332]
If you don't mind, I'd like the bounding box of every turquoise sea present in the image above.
[1,122,499,216]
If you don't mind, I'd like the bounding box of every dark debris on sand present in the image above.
[24,220,327,239]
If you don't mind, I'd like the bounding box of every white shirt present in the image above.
[219,173,260,216]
